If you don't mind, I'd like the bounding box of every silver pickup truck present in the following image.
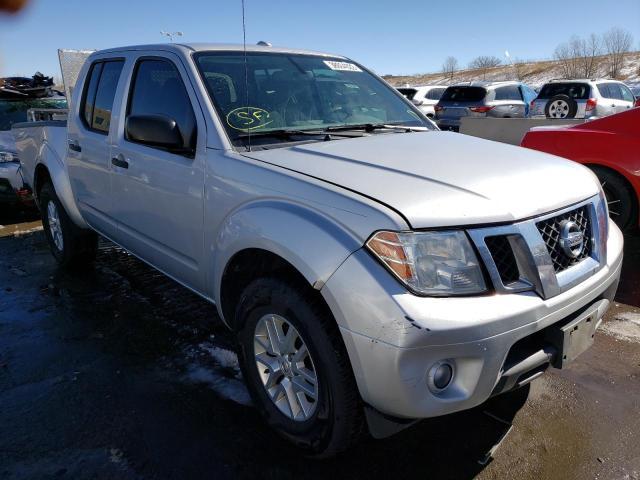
[13,43,623,456]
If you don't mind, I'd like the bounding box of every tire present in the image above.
[39,182,98,268]
[590,167,638,231]
[545,94,578,119]
[235,277,364,456]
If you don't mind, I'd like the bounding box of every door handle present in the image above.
[68,141,81,152]
[111,155,129,169]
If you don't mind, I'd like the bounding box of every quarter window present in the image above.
[127,58,197,151]
[425,87,446,101]
[494,85,522,101]
[81,60,124,134]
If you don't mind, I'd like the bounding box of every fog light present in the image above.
[427,361,454,392]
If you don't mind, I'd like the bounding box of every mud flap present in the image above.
[364,405,418,439]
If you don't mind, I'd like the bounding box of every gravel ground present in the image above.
[0,214,639,480]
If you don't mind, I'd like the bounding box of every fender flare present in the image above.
[211,199,364,322]
[34,142,88,229]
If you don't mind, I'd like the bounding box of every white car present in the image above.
[397,85,447,118]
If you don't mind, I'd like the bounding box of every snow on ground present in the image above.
[386,52,640,89]
[601,311,640,343]
[182,340,253,407]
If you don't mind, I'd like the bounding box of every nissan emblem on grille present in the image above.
[559,220,584,259]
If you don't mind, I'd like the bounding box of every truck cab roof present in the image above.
[96,43,345,59]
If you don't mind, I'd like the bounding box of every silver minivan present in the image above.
[530,79,636,119]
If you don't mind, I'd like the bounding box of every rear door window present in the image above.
[440,86,486,102]
[597,83,615,99]
[81,60,124,134]
[494,85,522,101]
[538,83,590,100]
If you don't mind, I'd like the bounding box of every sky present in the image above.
[1,0,639,79]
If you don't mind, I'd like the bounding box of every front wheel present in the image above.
[235,277,364,456]
[590,167,637,231]
[39,182,98,268]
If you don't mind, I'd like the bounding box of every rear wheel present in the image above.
[39,182,98,268]
[235,277,364,456]
[590,167,637,231]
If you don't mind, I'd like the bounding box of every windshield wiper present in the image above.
[324,123,430,133]
[236,129,330,139]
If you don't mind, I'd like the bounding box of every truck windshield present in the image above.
[195,51,433,146]
[0,97,67,131]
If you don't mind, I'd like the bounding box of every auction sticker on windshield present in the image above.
[226,107,273,131]
[323,61,362,72]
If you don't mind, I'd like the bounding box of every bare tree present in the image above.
[578,33,602,78]
[468,55,502,79]
[554,39,580,78]
[510,59,527,81]
[441,56,458,82]
[554,33,602,79]
[603,27,633,78]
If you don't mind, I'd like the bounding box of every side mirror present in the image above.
[411,98,424,106]
[126,114,187,153]
[634,98,640,108]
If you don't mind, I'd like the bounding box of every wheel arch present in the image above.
[33,145,88,229]
[586,163,639,228]
[212,200,363,328]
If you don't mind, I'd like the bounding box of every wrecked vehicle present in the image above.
[13,44,623,456]
[1,74,66,208]
[0,71,55,99]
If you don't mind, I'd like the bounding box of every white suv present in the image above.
[531,79,635,119]
[397,85,447,117]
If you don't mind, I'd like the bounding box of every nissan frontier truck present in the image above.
[13,43,623,456]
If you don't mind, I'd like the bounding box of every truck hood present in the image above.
[243,131,600,229]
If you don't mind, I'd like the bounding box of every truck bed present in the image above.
[12,120,68,192]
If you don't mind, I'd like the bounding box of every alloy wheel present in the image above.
[548,99,569,118]
[253,314,319,421]
[47,201,64,252]
[600,181,621,219]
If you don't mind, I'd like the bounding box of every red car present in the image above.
[521,107,640,230]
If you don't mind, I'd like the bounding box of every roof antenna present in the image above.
[241,0,251,152]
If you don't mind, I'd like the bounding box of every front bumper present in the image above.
[321,222,623,419]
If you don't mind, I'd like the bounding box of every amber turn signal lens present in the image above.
[366,231,414,280]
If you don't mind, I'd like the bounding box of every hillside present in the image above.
[383,52,640,88]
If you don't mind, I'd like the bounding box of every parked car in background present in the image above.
[434,81,537,131]
[522,108,639,230]
[0,76,67,208]
[630,84,640,101]
[530,79,636,119]
[397,85,447,117]
[14,43,623,455]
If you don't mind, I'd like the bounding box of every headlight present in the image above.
[366,230,487,296]
[0,151,18,163]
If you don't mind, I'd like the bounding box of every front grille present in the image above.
[485,235,520,284]
[536,206,592,273]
